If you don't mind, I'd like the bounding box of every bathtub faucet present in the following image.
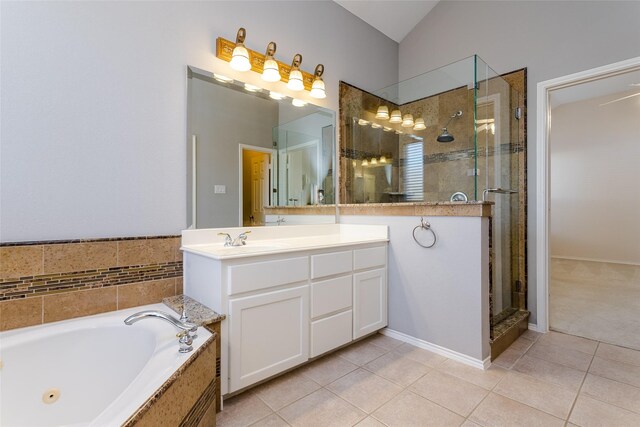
[124,310,198,353]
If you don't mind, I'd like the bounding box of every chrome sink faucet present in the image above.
[124,310,198,353]
[218,231,251,247]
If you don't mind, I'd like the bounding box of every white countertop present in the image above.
[181,224,388,260]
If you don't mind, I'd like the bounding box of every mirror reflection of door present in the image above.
[242,147,272,226]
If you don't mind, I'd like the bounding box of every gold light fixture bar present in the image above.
[216,37,315,91]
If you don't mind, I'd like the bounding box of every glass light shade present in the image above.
[358,119,370,126]
[244,83,260,92]
[379,156,387,163]
[213,73,233,83]
[413,118,426,131]
[292,99,306,107]
[361,159,369,166]
[389,110,402,124]
[230,45,251,71]
[370,158,378,165]
[352,160,357,167]
[269,91,285,100]
[401,114,415,128]
[262,58,281,82]
[375,106,390,120]
[310,78,326,99]
[371,123,382,129]
[287,69,304,91]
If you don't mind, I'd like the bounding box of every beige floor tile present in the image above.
[509,336,535,353]
[372,390,464,427]
[255,371,321,411]
[469,393,564,427]
[339,340,388,366]
[493,347,526,369]
[596,342,640,366]
[393,343,448,367]
[326,368,403,413]
[513,355,586,391]
[494,371,577,419]
[354,417,386,427]
[299,354,359,386]
[436,359,507,390]
[569,395,640,427]
[538,331,598,355]
[521,329,543,342]
[250,413,289,427]
[217,392,273,427]
[410,369,488,417]
[527,341,593,371]
[364,351,430,387]
[460,421,482,427]
[366,333,405,351]
[581,373,640,414]
[278,389,366,427]
[589,356,640,388]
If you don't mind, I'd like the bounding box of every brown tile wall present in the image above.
[0,236,182,332]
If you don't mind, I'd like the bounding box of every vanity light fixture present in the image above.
[370,158,378,165]
[310,64,326,99]
[376,106,390,120]
[244,83,261,92]
[401,113,415,128]
[261,42,281,82]
[379,155,387,163]
[361,159,369,166]
[292,99,307,107]
[230,28,251,72]
[371,123,382,129]
[287,54,305,91]
[395,130,404,135]
[383,126,393,132]
[352,160,357,167]
[389,110,402,124]
[358,119,370,126]
[213,73,233,83]
[413,117,426,131]
[269,91,285,100]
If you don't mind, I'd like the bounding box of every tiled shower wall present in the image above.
[0,236,183,331]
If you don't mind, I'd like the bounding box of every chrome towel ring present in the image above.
[413,217,437,248]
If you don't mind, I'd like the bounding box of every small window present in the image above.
[403,140,424,201]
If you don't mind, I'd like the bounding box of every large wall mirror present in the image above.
[187,66,336,229]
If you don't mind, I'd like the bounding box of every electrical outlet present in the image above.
[214,185,226,194]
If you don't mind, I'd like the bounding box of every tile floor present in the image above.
[217,331,640,427]
[550,258,640,350]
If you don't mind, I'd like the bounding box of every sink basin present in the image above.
[194,242,289,257]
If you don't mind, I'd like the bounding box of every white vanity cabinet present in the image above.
[182,229,388,396]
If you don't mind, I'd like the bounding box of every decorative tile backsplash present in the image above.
[0,235,183,331]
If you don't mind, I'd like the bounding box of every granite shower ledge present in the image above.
[263,205,336,215]
[338,201,493,217]
[163,294,225,325]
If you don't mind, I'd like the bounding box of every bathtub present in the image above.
[0,303,212,427]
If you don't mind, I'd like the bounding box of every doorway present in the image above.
[536,56,640,349]
[239,145,273,226]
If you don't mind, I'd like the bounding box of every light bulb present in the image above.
[401,114,415,128]
[230,45,251,72]
[389,110,402,124]
[310,78,326,99]
[292,99,306,107]
[287,69,304,91]
[380,156,387,163]
[262,58,281,82]
[376,106,390,120]
[413,118,426,131]
[371,158,378,165]
[362,159,369,166]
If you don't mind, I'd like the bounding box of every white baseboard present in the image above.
[380,328,491,370]
[528,323,540,332]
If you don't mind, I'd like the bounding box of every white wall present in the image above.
[0,1,398,242]
[399,0,640,323]
[341,215,490,363]
[550,90,640,265]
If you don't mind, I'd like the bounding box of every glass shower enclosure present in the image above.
[340,55,525,341]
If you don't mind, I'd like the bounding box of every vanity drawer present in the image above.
[311,250,352,279]
[353,246,387,271]
[311,275,352,318]
[228,257,308,295]
[310,310,352,358]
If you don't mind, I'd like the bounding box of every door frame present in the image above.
[535,55,640,332]
[238,144,275,227]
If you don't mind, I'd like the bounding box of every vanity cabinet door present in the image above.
[353,268,388,339]
[228,285,309,392]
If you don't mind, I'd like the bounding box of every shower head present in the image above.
[437,110,463,143]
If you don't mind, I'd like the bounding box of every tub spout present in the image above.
[124,310,198,353]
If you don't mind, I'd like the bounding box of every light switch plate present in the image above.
[214,185,226,194]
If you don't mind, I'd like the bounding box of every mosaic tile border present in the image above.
[0,261,182,301]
